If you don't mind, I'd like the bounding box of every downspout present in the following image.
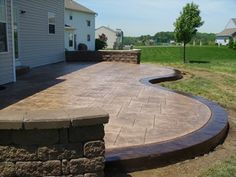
[11,0,16,82]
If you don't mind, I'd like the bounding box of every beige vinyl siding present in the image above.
[0,0,14,85]
[14,0,65,68]
[95,27,117,49]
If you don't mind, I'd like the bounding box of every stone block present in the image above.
[84,141,105,158]
[15,161,43,177]
[38,144,83,161]
[62,159,70,175]
[70,158,87,174]
[23,109,70,130]
[0,162,15,177]
[70,157,105,174]
[0,146,38,162]
[12,129,59,145]
[0,110,25,130]
[84,172,104,177]
[66,108,109,127]
[43,160,61,176]
[69,125,105,142]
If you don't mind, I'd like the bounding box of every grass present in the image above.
[200,156,236,177]
[137,45,236,176]
[137,46,236,109]
[137,46,236,74]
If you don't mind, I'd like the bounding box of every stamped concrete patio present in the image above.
[0,62,211,150]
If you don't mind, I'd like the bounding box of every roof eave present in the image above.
[65,8,97,15]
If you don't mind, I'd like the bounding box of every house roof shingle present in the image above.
[65,0,96,14]
[96,26,117,34]
[216,28,236,37]
[232,18,236,26]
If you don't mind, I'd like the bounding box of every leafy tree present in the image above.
[99,33,108,42]
[174,3,204,63]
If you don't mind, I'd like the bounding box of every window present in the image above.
[69,33,73,47]
[87,34,91,42]
[87,20,91,27]
[69,15,73,20]
[48,12,55,34]
[0,0,7,52]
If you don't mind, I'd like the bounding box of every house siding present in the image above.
[95,27,117,49]
[65,9,95,51]
[13,0,65,68]
[0,0,14,85]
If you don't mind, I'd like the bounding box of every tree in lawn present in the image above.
[174,3,204,63]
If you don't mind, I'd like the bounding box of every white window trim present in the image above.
[0,0,9,53]
[48,12,56,35]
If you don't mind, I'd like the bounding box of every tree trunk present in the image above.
[183,43,186,63]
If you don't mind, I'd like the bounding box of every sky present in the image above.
[76,0,236,36]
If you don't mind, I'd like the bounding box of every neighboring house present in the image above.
[0,0,65,85]
[216,18,236,46]
[96,26,123,49]
[65,0,96,51]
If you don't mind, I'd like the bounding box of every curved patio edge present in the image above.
[105,68,229,172]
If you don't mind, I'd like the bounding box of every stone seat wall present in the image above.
[65,49,141,64]
[0,108,109,177]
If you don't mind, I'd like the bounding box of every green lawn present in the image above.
[137,46,236,74]
[136,46,236,176]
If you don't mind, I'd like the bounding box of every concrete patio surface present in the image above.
[0,62,211,149]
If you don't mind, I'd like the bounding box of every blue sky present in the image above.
[76,0,235,36]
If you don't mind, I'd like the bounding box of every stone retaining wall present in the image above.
[0,108,109,177]
[65,49,141,64]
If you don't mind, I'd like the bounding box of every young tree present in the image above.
[174,3,204,63]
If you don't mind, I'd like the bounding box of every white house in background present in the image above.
[96,26,123,49]
[216,18,236,46]
[65,0,96,51]
[0,0,65,85]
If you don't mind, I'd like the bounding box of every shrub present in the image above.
[95,39,107,50]
[228,38,234,49]
[233,42,236,50]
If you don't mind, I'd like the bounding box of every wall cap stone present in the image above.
[0,107,109,130]
[98,49,141,53]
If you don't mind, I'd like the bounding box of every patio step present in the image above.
[16,66,30,76]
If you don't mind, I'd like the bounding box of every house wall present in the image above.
[65,9,95,51]
[215,36,230,46]
[13,0,65,68]
[0,0,14,85]
[96,27,117,49]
